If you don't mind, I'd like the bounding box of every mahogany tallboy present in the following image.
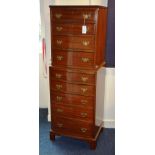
[49,5,108,149]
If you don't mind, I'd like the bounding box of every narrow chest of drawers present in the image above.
[49,5,108,149]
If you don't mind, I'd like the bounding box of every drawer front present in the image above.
[52,116,93,137]
[52,8,98,22]
[51,104,93,121]
[51,92,94,107]
[50,68,95,84]
[53,23,96,35]
[53,36,95,50]
[51,80,95,96]
[52,50,94,68]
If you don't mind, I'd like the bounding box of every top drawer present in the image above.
[51,8,98,23]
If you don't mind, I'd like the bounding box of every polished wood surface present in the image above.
[53,23,96,35]
[51,104,93,121]
[52,116,93,137]
[49,6,108,149]
[95,8,108,66]
[51,8,98,23]
[50,67,95,84]
[52,50,95,69]
[51,92,94,108]
[53,35,95,50]
[51,80,95,96]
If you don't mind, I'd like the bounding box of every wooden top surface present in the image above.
[49,5,107,9]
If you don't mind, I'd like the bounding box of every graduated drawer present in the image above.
[52,116,93,137]
[51,80,95,96]
[51,92,94,107]
[50,68,95,84]
[52,50,94,68]
[52,23,96,35]
[51,104,93,121]
[52,36,95,50]
[51,8,98,23]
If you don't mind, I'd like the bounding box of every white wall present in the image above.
[39,0,115,128]
[103,68,115,128]
[39,54,49,108]
[39,0,51,109]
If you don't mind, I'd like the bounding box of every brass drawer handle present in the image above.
[81,112,88,117]
[81,99,88,105]
[56,40,62,45]
[57,123,63,128]
[56,108,63,113]
[81,87,88,93]
[55,13,62,19]
[82,41,90,46]
[83,13,91,19]
[81,77,88,82]
[56,96,62,102]
[56,26,63,31]
[81,57,90,63]
[55,73,62,79]
[81,128,87,133]
[56,84,62,90]
[56,55,63,61]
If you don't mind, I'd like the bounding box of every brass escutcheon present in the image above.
[56,40,62,45]
[55,73,62,79]
[81,128,87,133]
[81,99,88,104]
[57,123,63,128]
[56,96,62,102]
[81,77,88,82]
[56,55,63,61]
[56,84,62,90]
[56,26,63,31]
[56,108,63,113]
[81,112,88,117]
[82,41,90,46]
[81,57,90,63]
[81,87,88,93]
[55,13,62,19]
[83,13,91,19]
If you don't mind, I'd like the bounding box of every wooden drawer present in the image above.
[52,116,93,137]
[52,23,96,35]
[51,92,94,107]
[52,36,95,50]
[51,104,93,121]
[50,67,95,84]
[52,50,94,68]
[51,8,98,23]
[51,80,95,96]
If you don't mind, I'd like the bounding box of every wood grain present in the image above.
[49,6,107,149]
[52,116,93,138]
[50,66,95,84]
[53,23,96,35]
[51,80,95,96]
[52,35,95,50]
[51,92,94,108]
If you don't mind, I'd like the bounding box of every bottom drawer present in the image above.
[52,116,93,138]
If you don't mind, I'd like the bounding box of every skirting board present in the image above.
[96,118,115,128]
[47,114,115,128]
[103,120,115,128]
